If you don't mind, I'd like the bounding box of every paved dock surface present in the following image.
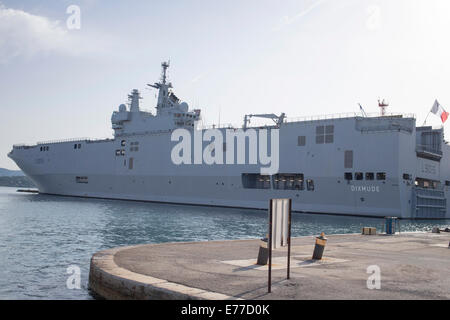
[89,232,450,300]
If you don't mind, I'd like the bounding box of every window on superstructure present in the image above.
[242,174,271,189]
[344,150,353,169]
[376,172,386,180]
[325,125,334,143]
[403,174,411,180]
[307,179,315,191]
[316,126,325,144]
[366,172,374,180]
[115,150,121,156]
[74,144,77,149]
[129,157,134,170]
[316,125,334,144]
[355,172,363,180]
[273,174,304,190]
[121,140,126,147]
[345,172,353,180]
[76,176,88,184]
[298,136,306,146]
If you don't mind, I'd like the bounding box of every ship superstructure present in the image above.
[8,62,450,219]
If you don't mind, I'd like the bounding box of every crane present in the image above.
[243,113,286,130]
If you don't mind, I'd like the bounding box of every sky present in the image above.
[1,0,450,169]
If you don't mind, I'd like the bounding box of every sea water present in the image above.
[0,186,448,299]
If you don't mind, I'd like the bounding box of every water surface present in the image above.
[0,186,448,299]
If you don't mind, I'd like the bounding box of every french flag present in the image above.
[431,99,449,123]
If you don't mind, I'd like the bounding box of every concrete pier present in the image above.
[89,232,450,300]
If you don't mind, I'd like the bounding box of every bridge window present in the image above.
[242,174,271,189]
[345,172,353,180]
[273,174,304,190]
[355,172,363,180]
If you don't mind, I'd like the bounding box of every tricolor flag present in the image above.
[431,99,449,123]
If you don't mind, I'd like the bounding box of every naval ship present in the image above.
[9,62,450,219]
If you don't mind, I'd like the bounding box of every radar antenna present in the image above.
[147,61,172,89]
[161,61,170,84]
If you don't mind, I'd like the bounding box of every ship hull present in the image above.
[9,117,450,219]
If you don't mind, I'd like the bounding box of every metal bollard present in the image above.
[257,238,269,265]
[312,232,327,260]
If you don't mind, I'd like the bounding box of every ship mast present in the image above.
[147,61,173,115]
[128,89,142,112]
[161,61,169,84]
[378,99,389,116]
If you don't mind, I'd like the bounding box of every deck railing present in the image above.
[285,112,415,123]
[13,137,113,148]
[198,112,416,130]
[12,112,418,148]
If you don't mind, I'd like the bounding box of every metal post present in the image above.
[268,199,273,294]
[287,199,292,280]
[422,111,431,126]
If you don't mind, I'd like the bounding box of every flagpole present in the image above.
[422,111,431,126]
